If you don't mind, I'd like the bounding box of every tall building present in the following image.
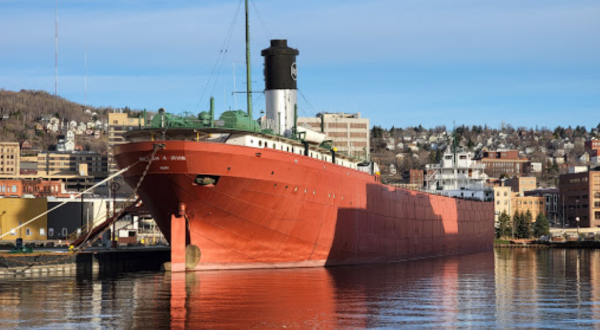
[559,168,600,228]
[475,150,529,178]
[0,142,20,176]
[108,112,145,174]
[297,112,369,160]
[493,186,512,223]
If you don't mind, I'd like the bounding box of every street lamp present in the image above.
[575,199,579,233]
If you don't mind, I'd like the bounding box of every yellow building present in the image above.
[36,151,107,178]
[511,196,545,221]
[0,142,20,176]
[494,186,512,223]
[0,198,48,241]
[511,176,537,195]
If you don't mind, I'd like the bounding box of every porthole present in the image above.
[313,191,316,195]
[259,141,262,147]
[294,187,298,192]
[304,189,307,193]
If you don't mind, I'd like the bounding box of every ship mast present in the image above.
[245,0,253,119]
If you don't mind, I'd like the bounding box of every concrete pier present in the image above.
[0,247,170,276]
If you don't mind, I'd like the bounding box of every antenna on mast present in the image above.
[55,0,58,97]
[84,47,87,105]
[245,0,253,119]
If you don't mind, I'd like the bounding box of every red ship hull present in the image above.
[114,141,494,270]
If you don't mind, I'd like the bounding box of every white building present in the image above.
[529,162,542,173]
[424,148,493,201]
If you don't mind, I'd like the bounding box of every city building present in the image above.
[0,142,20,176]
[37,152,107,179]
[510,176,537,195]
[0,179,69,198]
[493,186,512,223]
[559,168,600,228]
[524,162,542,174]
[525,188,560,226]
[0,198,48,242]
[511,196,545,221]
[297,112,369,160]
[475,150,529,178]
[585,139,600,157]
[19,155,38,175]
[425,148,493,201]
[108,112,145,174]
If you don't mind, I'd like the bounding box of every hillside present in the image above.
[370,123,600,187]
[0,89,139,153]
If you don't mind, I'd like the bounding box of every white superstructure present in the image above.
[425,148,493,201]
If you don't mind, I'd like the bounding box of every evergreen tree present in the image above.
[533,212,550,237]
[497,211,512,239]
[519,210,533,239]
[512,211,522,239]
[514,211,532,239]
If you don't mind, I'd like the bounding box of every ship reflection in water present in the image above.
[2,250,600,329]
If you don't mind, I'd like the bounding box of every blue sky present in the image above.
[1,0,599,129]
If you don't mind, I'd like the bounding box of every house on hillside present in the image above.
[20,141,32,150]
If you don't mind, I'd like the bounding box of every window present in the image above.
[62,228,68,236]
[26,228,32,236]
[11,185,17,193]
[48,228,54,237]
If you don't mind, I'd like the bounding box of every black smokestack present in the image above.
[261,39,299,90]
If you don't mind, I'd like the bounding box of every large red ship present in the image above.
[114,2,493,271]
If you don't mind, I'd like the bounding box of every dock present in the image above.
[0,247,170,276]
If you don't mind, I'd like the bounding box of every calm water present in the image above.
[2,249,600,329]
